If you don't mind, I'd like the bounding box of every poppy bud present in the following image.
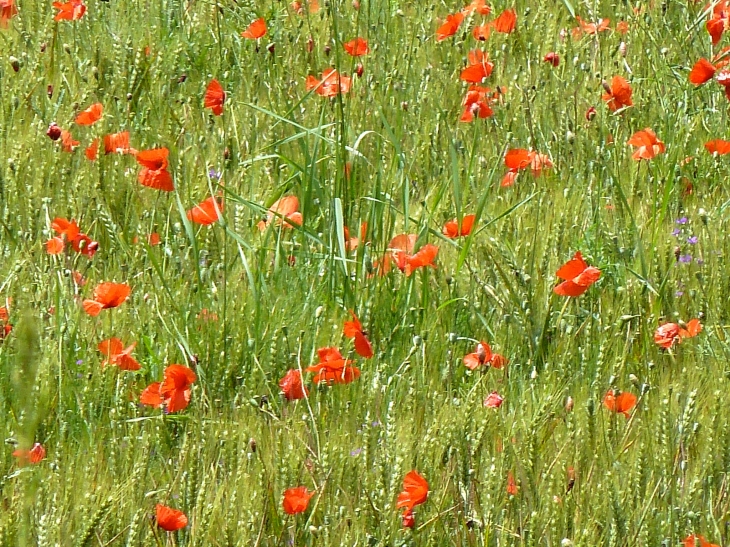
[543,52,559,66]
[565,396,574,412]
[63,43,71,54]
[46,123,62,141]
[177,73,187,84]
[566,130,575,144]
[224,147,231,160]
[324,44,331,56]
[699,208,708,225]
[619,41,627,57]
[248,438,257,453]
[629,373,639,386]
[40,42,47,53]
[412,335,422,347]
[601,79,612,94]
[401,101,408,111]
[307,37,314,52]
[674,246,681,261]
[9,56,19,72]
[47,84,53,99]
[190,354,199,368]
[559,28,567,41]
[585,106,596,121]
[355,63,364,77]
[267,42,275,54]
[476,343,487,363]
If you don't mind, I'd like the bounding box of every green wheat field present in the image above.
[1,0,730,544]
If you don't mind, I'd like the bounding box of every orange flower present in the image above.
[0,0,18,28]
[705,139,730,154]
[463,340,493,370]
[257,196,303,230]
[443,214,475,238]
[491,8,516,33]
[506,471,519,495]
[12,443,46,465]
[306,347,360,384]
[344,221,368,251]
[155,504,188,531]
[75,102,103,126]
[553,251,601,297]
[602,389,637,418]
[483,391,504,407]
[279,369,308,400]
[53,0,85,20]
[627,128,665,161]
[343,37,369,56]
[136,148,174,191]
[601,76,633,112]
[241,17,266,39]
[343,310,373,358]
[305,69,352,97]
[186,196,224,225]
[380,234,439,276]
[616,20,629,34]
[84,138,99,160]
[397,470,429,511]
[574,15,610,35]
[61,129,79,152]
[282,486,314,515]
[98,338,140,371]
[436,12,464,41]
[83,282,131,316]
[204,79,226,116]
[104,131,132,155]
[160,364,197,412]
[460,50,494,83]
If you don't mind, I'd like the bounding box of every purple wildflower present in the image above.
[208,168,221,180]
[672,228,681,237]
[679,255,692,263]
[687,236,698,244]
[350,448,362,457]
[676,217,688,225]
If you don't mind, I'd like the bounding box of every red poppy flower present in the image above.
[61,130,79,152]
[343,37,369,56]
[12,443,46,465]
[257,196,303,230]
[602,389,637,418]
[683,534,720,547]
[85,138,99,161]
[689,58,718,85]
[98,338,140,371]
[401,509,415,528]
[140,382,163,407]
[344,222,368,251]
[186,196,224,225]
[574,15,610,35]
[501,148,552,186]
[654,319,701,349]
[483,391,504,407]
[75,103,103,126]
[472,24,490,40]
[53,0,85,20]
[305,69,352,97]
[601,76,633,112]
[83,282,131,316]
[282,486,314,515]
[462,0,490,16]
[491,8,516,33]
[155,504,188,531]
[160,364,197,412]
[71,233,99,258]
[104,131,132,155]
[460,85,500,122]
[343,310,373,358]
[279,369,309,400]
[397,470,429,511]
[706,1,730,45]
[51,217,80,241]
[443,214,475,238]
[553,251,601,297]
[543,52,559,66]
[460,50,494,83]
[506,471,519,495]
[241,17,266,39]
[0,0,18,28]
[204,79,226,116]
[46,237,64,254]
[616,20,629,34]
[306,347,360,384]
[705,139,730,154]
[463,340,493,370]
[136,148,174,191]
[627,128,665,160]
[435,12,464,41]
[378,234,439,276]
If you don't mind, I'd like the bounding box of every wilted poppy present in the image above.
[543,52,559,66]
[343,310,373,358]
[136,148,174,191]
[436,12,464,41]
[12,443,46,465]
[0,0,18,28]
[397,470,429,511]
[83,282,131,316]
[553,251,601,296]
[186,196,224,225]
[484,391,504,407]
[601,76,633,112]
[306,347,360,384]
[343,37,369,56]
[491,8,516,33]
[53,0,85,20]
[602,389,637,418]
[627,128,665,160]
[75,103,103,126]
[283,487,314,515]
[443,214,475,238]
[98,338,140,371]
[241,17,267,39]
[460,50,494,83]
[257,195,303,230]
[279,369,309,400]
[204,79,226,116]
[306,69,352,97]
[155,504,188,531]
